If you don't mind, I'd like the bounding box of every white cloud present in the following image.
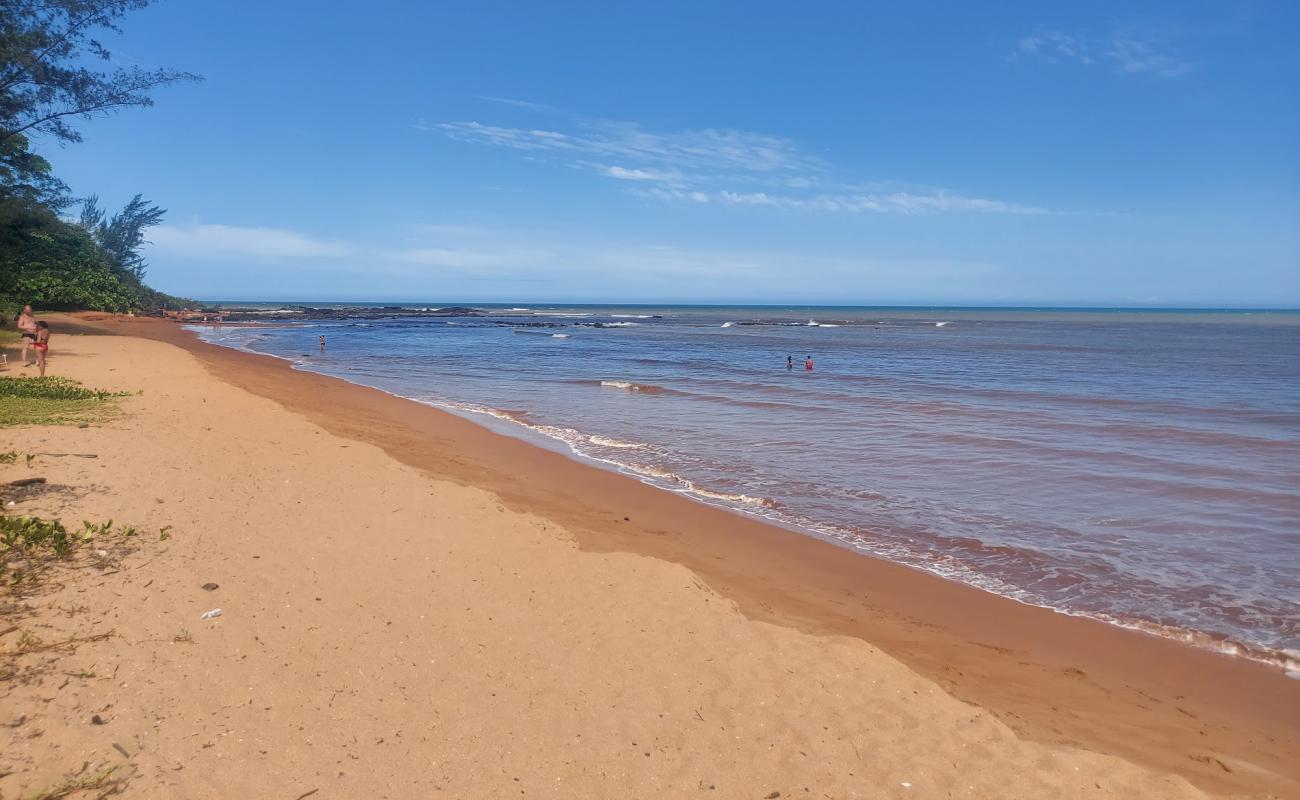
[600,164,685,184]
[638,187,1048,215]
[147,218,1017,301]
[148,223,353,260]
[475,95,560,112]
[1014,29,1192,78]
[427,114,1049,215]
[1017,31,1094,65]
[385,246,556,269]
[1106,37,1194,77]
[427,119,818,175]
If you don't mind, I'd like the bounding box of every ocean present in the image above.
[191,305,1300,672]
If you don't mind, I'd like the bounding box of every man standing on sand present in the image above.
[15,305,36,366]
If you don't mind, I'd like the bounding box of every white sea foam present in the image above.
[611,314,654,318]
[552,333,570,338]
[589,435,646,449]
[600,380,634,390]
[934,321,950,327]
[720,322,734,328]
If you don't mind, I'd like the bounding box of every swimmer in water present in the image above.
[319,335,326,351]
[787,354,793,370]
[804,355,814,371]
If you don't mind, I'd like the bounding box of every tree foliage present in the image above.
[0,1,198,313]
[0,1,200,145]
[79,193,164,279]
[0,218,137,310]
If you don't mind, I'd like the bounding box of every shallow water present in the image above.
[193,305,1300,669]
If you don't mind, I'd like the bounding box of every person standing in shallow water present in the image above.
[319,335,326,352]
[805,355,814,371]
[787,354,793,370]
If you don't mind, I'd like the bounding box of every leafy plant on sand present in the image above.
[0,376,129,426]
[1,514,155,590]
[1,515,72,589]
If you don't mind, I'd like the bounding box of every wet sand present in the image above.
[3,316,1296,798]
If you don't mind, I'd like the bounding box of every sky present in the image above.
[37,0,1300,306]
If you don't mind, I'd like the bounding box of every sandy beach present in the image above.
[1,322,1297,799]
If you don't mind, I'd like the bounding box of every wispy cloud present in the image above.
[1016,31,1094,65]
[639,188,1049,215]
[1106,37,1194,77]
[475,95,561,112]
[1014,29,1193,78]
[428,120,817,174]
[422,113,1049,215]
[146,219,1014,301]
[149,223,354,260]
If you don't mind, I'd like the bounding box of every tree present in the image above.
[1,221,139,311]
[79,192,164,279]
[0,1,198,314]
[0,132,67,206]
[0,1,200,200]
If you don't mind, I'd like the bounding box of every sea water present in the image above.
[193,305,1300,670]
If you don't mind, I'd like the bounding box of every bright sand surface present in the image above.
[1,321,1297,798]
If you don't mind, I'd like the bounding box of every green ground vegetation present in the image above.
[0,376,130,427]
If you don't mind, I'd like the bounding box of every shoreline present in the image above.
[62,314,1300,796]
[191,319,1298,673]
[338,367,1300,674]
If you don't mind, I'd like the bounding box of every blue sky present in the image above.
[40,0,1300,306]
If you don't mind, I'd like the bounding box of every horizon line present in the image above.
[191,299,1300,313]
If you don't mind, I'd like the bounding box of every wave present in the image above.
[589,435,646,449]
[420,400,779,512]
[933,321,951,327]
[720,321,734,328]
[599,380,665,394]
[610,314,656,319]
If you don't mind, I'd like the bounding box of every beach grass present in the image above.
[0,376,129,427]
[20,765,122,800]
